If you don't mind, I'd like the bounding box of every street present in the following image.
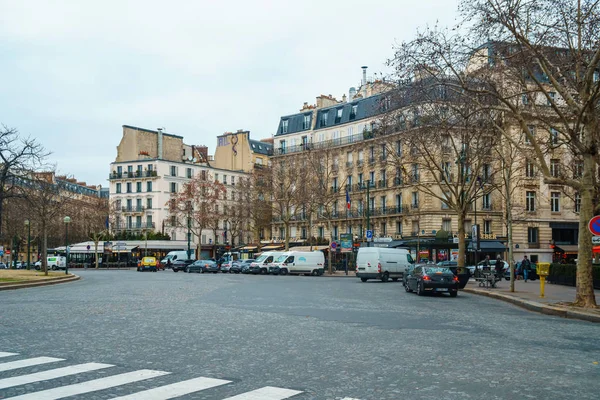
[0,270,599,399]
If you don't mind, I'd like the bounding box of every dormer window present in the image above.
[320,111,329,127]
[335,108,343,123]
[281,120,289,134]
[303,114,311,130]
[350,104,357,120]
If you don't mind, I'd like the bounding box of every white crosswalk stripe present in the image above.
[0,357,64,372]
[7,369,170,399]
[340,398,363,400]
[222,386,303,400]
[111,376,232,399]
[0,352,19,358]
[0,362,114,390]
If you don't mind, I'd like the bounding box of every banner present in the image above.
[340,234,352,253]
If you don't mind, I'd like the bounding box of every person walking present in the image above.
[522,255,531,282]
[495,255,504,279]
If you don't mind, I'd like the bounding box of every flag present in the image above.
[346,189,351,210]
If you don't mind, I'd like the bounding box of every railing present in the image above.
[346,161,353,169]
[109,170,157,180]
[121,206,145,213]
[378,179,387,188]
[368,156,376,165]
[113,222,156,230]
[331,186,339,193]
[394,177,403,186]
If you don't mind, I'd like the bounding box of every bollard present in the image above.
[536,262,550,299]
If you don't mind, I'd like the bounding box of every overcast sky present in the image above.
[0,0,460,187]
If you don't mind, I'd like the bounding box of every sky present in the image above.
[0,0,460,187]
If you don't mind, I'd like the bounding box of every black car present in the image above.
[231,259,254,274]
[187,260,216,273]
[172,259,195,273]
[405,266,459,297]
[403,262,427,286]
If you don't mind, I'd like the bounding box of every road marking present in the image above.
[0,362,114,390]
[222,386,303,400]
[0,352,18,358]
[340,398,363,400]
[8,369,170,399]
[111,376,232,399]
[0,357,64,372]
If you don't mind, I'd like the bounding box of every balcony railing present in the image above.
[394,177,403,186]
[346,161,353,169]
[113,222,156,231]
[378,179,387,188]
[331,186,339,193]
[109,170,157,180]
[368,156,376,165]
[121,206,145,213]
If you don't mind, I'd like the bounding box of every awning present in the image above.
[112,245,139,253]
[549,222,579,229]
[240,246,258,251]
[555,244,579,253]
[261,245,285,250]
[288,245,329,251]
[468,241,507,252]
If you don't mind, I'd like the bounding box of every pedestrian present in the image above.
[343,258,348,275]
[522,255,531,282]
[482,255,491,270]
[495,255,504,279]
[167,259,172,269]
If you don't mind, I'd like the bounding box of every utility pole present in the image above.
[366,180,370,247]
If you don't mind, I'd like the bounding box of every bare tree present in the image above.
[389,0,599,307]
[239,168,273,251]
[0,126,49,238]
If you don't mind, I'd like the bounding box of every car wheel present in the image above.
[381,272,389,282]
[449,290,458,298]
[52,266,57,271]
[360,277,368,282]
[311,270,318,276]
[279,268,288,276]
[260,268,267,275]
[173,269,178,272]
[417,281,424,296]
[187,269,192,273]
[405,281,412,292]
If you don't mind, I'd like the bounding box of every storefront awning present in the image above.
[469,241,507,252]
[240,246,258,251]
[288,245,329,251]
[261,245,285,251]
[555,244,579,253]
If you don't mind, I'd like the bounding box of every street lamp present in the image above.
[24,220,31,270]
[63,216,71,275]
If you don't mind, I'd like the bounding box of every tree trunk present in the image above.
[505,170,515,292]
[94,240,99,269]
[42,223,48,276]
[574,154,597,307]
[328,220,333,274]
[284,221,290,250]
[457,212,466,272]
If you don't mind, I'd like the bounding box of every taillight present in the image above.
[377,263,381,273]
[453,276,459,282]
[423,275,431,281]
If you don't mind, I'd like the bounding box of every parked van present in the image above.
[47,256,67,271]
[356,247,414,282]
[160,250,195,266]
[270,251,325,276]
[250,251,284,274]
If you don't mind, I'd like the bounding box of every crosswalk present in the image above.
[0,351,361,399]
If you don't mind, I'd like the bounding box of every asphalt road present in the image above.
[0,270,598,400]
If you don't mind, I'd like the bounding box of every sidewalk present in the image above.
[322,270,357,278]
[463,279,600,323]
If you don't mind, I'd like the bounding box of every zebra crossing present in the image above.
[0,351,360,399]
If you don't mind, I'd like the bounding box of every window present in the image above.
[358,150,364,164]
[381,144,387,160]
[369,171,375,184]
[117,166,123,175]
[126,199,132,211]
[170,216,176,227]
[482,193,491,210]
[137,165,143,174]
[223,175,228,184]
[522,94,529,105]
[126,182,132,193]
[548,91,556,106]
[482,164,491,182]
[215,173,219,182]
[136,182,142,192]
[526,191,536,211]
[550,159,560,178]
[396,140,402,156]
[575,193,581,213]
[187,168,192,179]
[525,159,535,177]
[396,221,403,235]
[380,196,386,209]
[348,126,354,137]
[147,198,152,209]
[442,162,452,182]
[116,199,121,209]
[528,227,539,243]
[147,164,153,172]
[303,114,310,130]
[281,119,288,134]
[335,108,343,123]
[333,226,339,240]
[574,161,583,179]
[381,222,387,236]
[347,175,353,189]
[442,219,451,232]
[146,215,153,227]
[279,140,286,154]
[350,104,357,120]
[170,166,176,177]
[412,192,419,208]
[483,220,491,234]
[127,165,133,174]
[147,181,152,192]
[231,176,235,186]
[136,198,142,210]
[170,182,177,193]
[358,173,363,186]
[550,128,559,145]
[318,226,324,239]
[551,192,560,212]
[397,114,406,129]
[320,111,328,127]
[525,125,535,144]
[441,192,450,209]
[395,194,402,211]
[116,183,122,194]
[380,169,386,185]
[411,164,419,182]
[347,151,353,163]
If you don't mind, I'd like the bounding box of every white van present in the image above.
[47,256,67,271]
[270,251,325,276]
[161,250,196,266]
[356,247,414,282]
[250,251,284,274]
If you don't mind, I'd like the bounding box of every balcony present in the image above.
[378,179,387,188]
[346,161,354,169]
[346,184,353,192]
[368,156,376,165]
[394,177,403,186]
[357,160,364,167]
[109,170,158,180]
[112,222,156,231]
[121,206,145,213]
[330,186,339,193]
[411,203,419,209]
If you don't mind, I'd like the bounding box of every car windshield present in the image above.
[424,267,451,274]
[254,255,268,263]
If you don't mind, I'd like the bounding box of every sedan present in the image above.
[230,259,254,274]
[405,266,458,297]
[187,260,217,273]
[172,259,194,273]
[220,261,233,273]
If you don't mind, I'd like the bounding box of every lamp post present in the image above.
[64,216,71,275]
[24,220,31,270]
[365,179,370,247]
[186,202,192,260]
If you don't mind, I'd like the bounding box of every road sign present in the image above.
[366,230,373,240]
[86,245,91,250]
[453,237,459,244]
[589,216,600,235]
[593,236,600,245]
[330,242,337,249]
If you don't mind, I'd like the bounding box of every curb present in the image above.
[0,275,80,291]
[321,274,356,278]
[462,288,600,323]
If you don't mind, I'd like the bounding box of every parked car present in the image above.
[201,260,220,273]
[269,251,325,276]
[405,265,459,297]
[137,257,158,272]
[187,260,215,273]
[403,262,427,287]
[172,259,194,273]
[249,252,284,275]
[0,262,7,269]
[220,261,233,273]
[356,247,414,282]
[230,259,254,274]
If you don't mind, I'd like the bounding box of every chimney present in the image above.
[342,94,347,102]
[361,66,368,98]
[157,128,163,159]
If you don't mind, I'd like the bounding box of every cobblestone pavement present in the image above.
[0,270,598,399]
